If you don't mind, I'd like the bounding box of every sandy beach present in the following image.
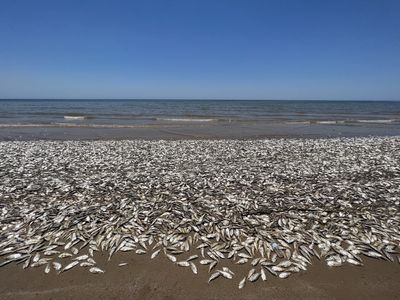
[2,0,400,297]
[0,138,399,299]
[1,254,399,299]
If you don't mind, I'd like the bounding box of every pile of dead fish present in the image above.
[0,137,399,288]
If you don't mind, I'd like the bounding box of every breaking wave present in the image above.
[156,118,215,122]
[64,115,87,120]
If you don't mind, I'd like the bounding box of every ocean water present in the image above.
[0,99,399,127]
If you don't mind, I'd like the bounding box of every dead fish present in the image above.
[236,258,248,264]
[209,260,218,272]
[118,263,128,267]
[44,250,59,256]
[251,258,261,266]
[80,262,95,267]
[44,264,51,274]
[59,253,73,259]
[222,267,234,275]
[187,255,198,261]
[74,255,89,261]
[151,249,161,259]
[200,259,213,265]
[6,253,22,260]
[288,266,300,273]
[278,272,291,279]
[0,260,13,268]
[238,253,252,259]
[87,258,96,265]
[327,260,342,267]
[247,268,256,279]
[52,262,62,271]
[177,261,190,267]
[135,249,146,255]
[248,272,260,282]
[271,266,285,272]
[89,267,105,274]
[238,277,246,289]
[60,261,79,273]
[347,258,362,266]
[22,257,31,269]
[219,270,233,279]
[166,253,177,262]
[190,262,198,274]
[31,259,51,267]
[365,251,383,259]
[32,253,40,263]
[278,260,292,268]
[261,268,267,281]
[208,272,220,283]
[2,138,399,288]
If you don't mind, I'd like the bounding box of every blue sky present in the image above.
[0,0,399,100]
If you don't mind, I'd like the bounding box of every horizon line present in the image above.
[1,98,400,102]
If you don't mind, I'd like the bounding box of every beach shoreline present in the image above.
[1,121,400,141]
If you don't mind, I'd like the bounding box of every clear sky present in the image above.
[0,0,399,100]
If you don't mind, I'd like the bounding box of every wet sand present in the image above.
[0,253,399,300]
[1,121,400,140]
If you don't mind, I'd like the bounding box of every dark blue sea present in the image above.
[0,99,399,127]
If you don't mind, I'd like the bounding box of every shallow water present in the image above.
[1,99,400,127]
